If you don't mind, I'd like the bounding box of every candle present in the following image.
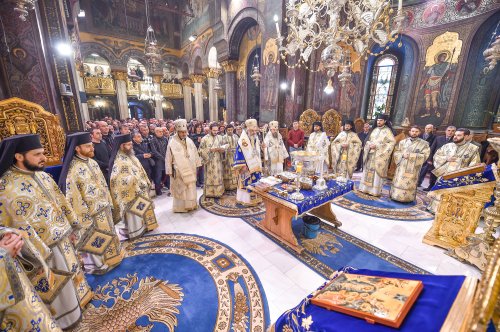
[398,0,402,12]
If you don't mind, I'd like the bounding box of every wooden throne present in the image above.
[322,109,342,138]
[299,109,321,137]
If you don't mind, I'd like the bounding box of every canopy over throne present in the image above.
[299,109,321,137]
[0,97,65,165]
[322,109,342,138]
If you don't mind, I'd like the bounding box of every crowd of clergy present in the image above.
[0,112,493,331]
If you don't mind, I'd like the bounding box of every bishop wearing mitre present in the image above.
[233,119,263,206]
[58,132,124,274]
[330,119,362,179]
[264,120,289,175]
[166,119,202,212]
[0,134,92,329]
[358,114,396,196]
[109,134,158,239]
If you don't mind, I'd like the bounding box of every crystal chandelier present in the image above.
[138,76,162,103]
[144,0,161,71]
[277,0,405,77]
[250,53,262,87]
[483,22,500,73]
[13,0,37,21]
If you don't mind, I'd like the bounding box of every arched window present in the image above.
[367,55,399,120]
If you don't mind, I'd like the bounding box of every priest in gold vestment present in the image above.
[263,121,289,176]
[222,124,239,191]
[233,119,262,206]
[58,132,123,274]
[359,115,396,196]
[0,134,91,330]
[165,119,202,212]
[330,120,362,179]
[109,134,158,239]
[432,128,480,178]
[306,122,330,174]
[427,128,481,213]
[390,126,430,203]
[198,123,226,198]
[0,227,62,331]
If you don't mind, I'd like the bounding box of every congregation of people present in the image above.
[0,112,497,330]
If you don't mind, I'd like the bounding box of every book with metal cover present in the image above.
[311,272,423,328]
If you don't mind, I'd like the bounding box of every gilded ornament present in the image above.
[220,60,239,73]
[190,74,206,84]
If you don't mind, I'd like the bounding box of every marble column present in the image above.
[112,71,129,120]
[190,74,206,121]
[221,60,238,122]
[153,75,163,119]
[204,68,222,122]
[181,79,193,120]
[76,74,90,122]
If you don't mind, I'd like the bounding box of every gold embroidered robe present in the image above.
[0,167,92,329]
[233,131,263,206]
[359,126,396,196]
[330,131,362,179]
[390,138,430,202]
[0,228,61,332]
[166,135,202,212]
[264,131,289,176]
[222,134,239,191]
[198,134,225,198]
[432,142,480,177]
[110,151,158,239]
[306,131,330,173]
[65,156,124,274]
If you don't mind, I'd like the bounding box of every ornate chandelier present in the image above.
[13,0,37,21]
[144,0,161,70]
[277,0,404,77]
[250,53,262,87]
[138,76,162,103]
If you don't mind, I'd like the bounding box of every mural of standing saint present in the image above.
[415,32,462,126]
[264,53,277,109]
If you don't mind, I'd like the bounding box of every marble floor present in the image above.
[150,174,482,323]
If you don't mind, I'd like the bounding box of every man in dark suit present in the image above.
[417,124,436,186]
[423,125,456,191]
[91,128,111,180]
[132,132,154,182]
[356,122,371,171]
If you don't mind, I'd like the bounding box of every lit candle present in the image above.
[274,14,281,38]
[398,0,402,12]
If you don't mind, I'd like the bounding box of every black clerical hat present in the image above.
[58,132,93,194]
[0,134,43,178]
[108,134,132,177]
[311,121,323,132]
[343,119,355,128]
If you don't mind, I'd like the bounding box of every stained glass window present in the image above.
[367,55,399,120]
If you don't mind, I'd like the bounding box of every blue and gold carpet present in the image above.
[200,190,266,218]
[74,233,269,332]
[243,214,429,278]
[332,184,434,221]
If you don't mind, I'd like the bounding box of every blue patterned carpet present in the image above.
[243,214,429,278]
[74,233,269,332]
[332,183,434,221]
[200,190,266,218]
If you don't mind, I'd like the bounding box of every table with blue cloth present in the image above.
[271,267,477,332]
[249,179,353,253]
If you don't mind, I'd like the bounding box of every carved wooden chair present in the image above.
[0,97,65,165]
[322,109,342,138]
[299,109,321,137]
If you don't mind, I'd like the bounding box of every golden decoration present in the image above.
[75,273,184,331]
[127,79,140,96]
[302,233,343,256]
[83,77,116,95]
[152,75,162,84]
[263,38,278,66]
[220,60,239,73]
[322,109,342,138]
[425,31,462,67]
[112,70,128,81]
[0,97,65,166]
[189,74,206,84]
[180,79,192,87]
[299,109,321,137]
[203,67,222,79]
[160,83,183,99]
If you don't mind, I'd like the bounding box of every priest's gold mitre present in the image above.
[245,119,258,130]
[174,119,188,131]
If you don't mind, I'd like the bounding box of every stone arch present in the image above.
[80,43,119,67]
[208,46,218,68]
[227,7,266,60]
[117,49,150,69]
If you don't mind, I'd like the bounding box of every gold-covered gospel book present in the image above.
[311,273,423,328]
